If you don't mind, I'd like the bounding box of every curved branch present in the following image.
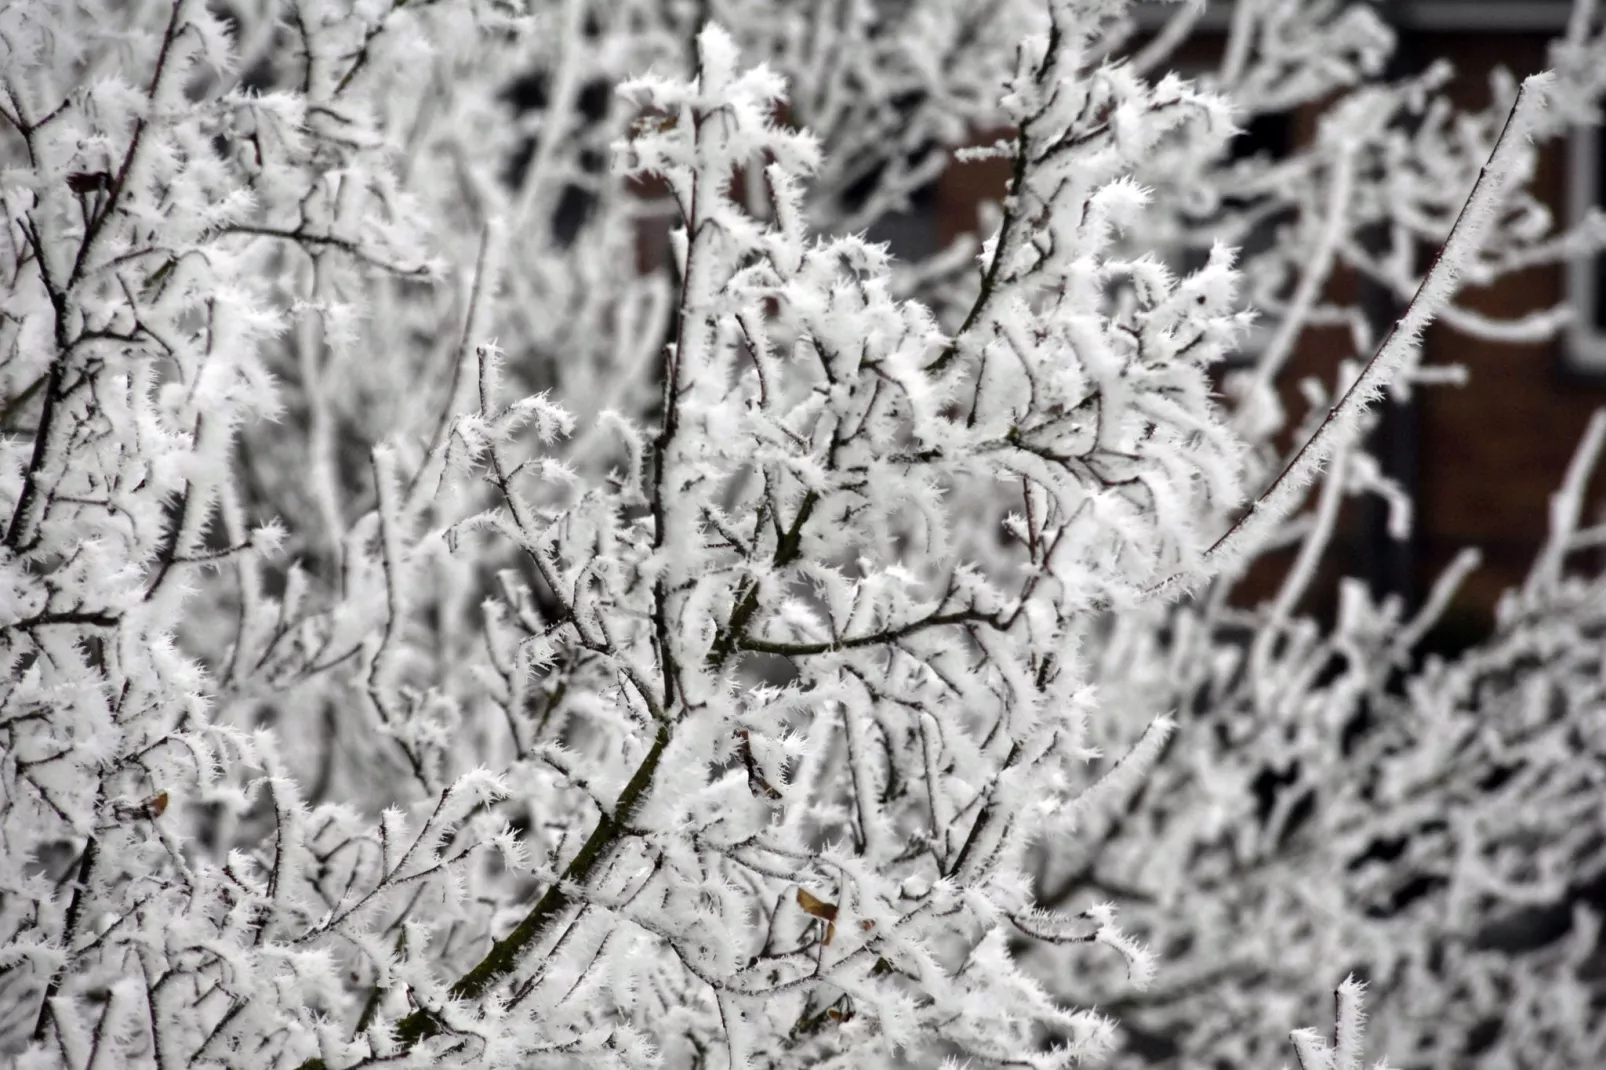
[1164,74,1555,593]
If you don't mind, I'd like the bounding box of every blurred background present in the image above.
[861,0,1606,653]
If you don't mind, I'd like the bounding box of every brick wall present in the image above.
[931,28,1606,641]
[1412,33,1606,630]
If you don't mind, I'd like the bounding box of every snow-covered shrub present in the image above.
[1012,4,1606,1066]
[1047,415,1606,1068]
[0,1,1598,1068]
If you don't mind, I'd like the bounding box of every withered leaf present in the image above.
[796,887,838,921]
[797,887,839,944]
[114,790,168,822]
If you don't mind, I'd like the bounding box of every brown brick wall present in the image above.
[931,30,1606,634]
[1413,33,1606,623]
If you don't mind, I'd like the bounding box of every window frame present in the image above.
[1565,122,1606,375]
[1131,1,1574,33]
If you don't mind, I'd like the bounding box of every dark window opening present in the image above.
[862,179,941,263]
[1177,108,1296,363]
[502,73,612,248]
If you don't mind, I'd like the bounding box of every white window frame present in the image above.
[1567,123,1606,374]
[1132,1,1575,34]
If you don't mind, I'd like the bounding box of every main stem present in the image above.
[299,724,670,1068]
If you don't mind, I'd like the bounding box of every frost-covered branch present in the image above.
[5,1,1604,1068]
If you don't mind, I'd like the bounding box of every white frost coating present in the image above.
[1282,978,1393,1070]
[1066,714,1176,829]
[1332,975,1368,1070]
[1235,139,1356,412]
[5,1,1603,1069]
[1528,407,1606,597]
[1178,73,1559,589]
[8,4,1267,1064]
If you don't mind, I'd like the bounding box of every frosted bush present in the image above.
[2,1,1601,1068]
